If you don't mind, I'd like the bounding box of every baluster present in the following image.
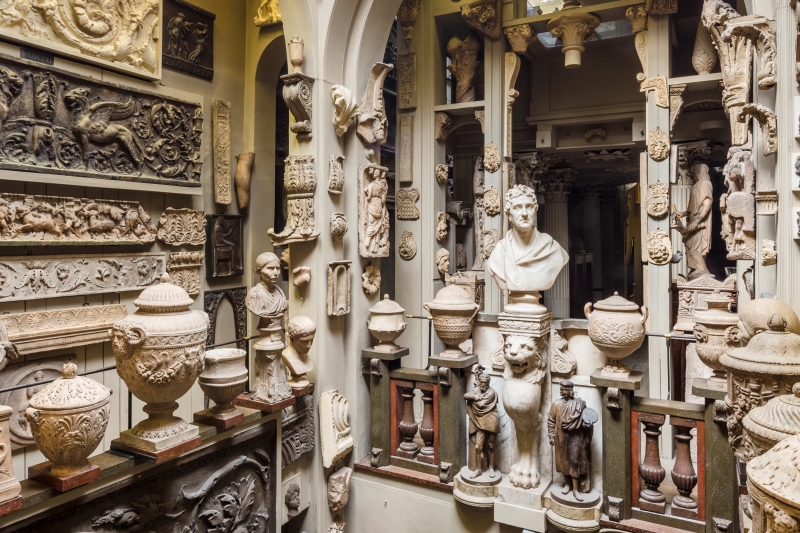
[395,382,419,459]
[638,413,666,514]
[671,417,699,519]
[418,385,435,464]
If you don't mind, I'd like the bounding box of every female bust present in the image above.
[246,252,287,318]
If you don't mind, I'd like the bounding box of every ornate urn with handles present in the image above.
[585,292,648,376]
[692,289,740,389]
[424,285,480,359]
[25,362,111,479]
[112,273,209,453]
[195,348,248,429]
[368,294,407,352]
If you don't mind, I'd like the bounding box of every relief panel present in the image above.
[163,0,216,80]
[206,214,244,278]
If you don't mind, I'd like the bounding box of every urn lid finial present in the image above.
[28,362,112,410]
[593,291,641,312]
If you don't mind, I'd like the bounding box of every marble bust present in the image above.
[247,252,287,318]
[487,185,569,313]
[283,315,316,389]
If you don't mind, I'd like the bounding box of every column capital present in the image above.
[540,169,576,203]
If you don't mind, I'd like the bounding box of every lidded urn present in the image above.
[368,295,407,352]
[25,362,111,478]
[424,285,479,359]
[743,383,800,459]
[692,290,740,389]
[747,432,800,531]
[112,273,209,453]
[585,292,648,376]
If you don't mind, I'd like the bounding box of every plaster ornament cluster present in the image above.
[762,240,777,266]
[328,261,351,316]
[235,152,256,210]
[283,316,316,390]
[546,5,600,69]
[330,213,348,241]
[504,23,537,54]
[647,128,670,162]
[484,187,501,217]
[447,34,481,104]
[396,188,420,220]
[368,295,407,352]
[0,0,160,79]
[424,285,479,359]
[436,164,449,185]
[721,148,755,261]
[195,349,247,428]
[25,362,111,482]
[640,76,669,109]
[461,0,501,39]
[359,164,390,257]
[361,263,381,296]
[269,156,320,245]
[399,231,417,260]
[212,99,232,205]
[328,155,345,194]
[692,290,739,388]
[319,390,354,468]
[586,292,648,376]
[398,53,417,111]
[646,182,669,218]
[397,0,422,47]
[254,0,281,26]
[292,266,311,288]
[671,162,714,280]
[328,467,353,513]
[0,193,156,245]
[158,208,207,246]
[436,211,449,242]
[692,20,718,74]
[167,252,204,296]
[112,273,209,453]
[0,252,164,303]
[282,36,314,141]
[646,229,672,265]
[483,143,501,173]
[0,405,20,503]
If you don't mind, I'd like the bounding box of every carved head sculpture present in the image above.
[701,0,738,28]
[474,364,491,393]
[692,162,710,183]
[285,482,301,517]
[503,335,546,376]
[110,319,147,360]
[560,380,575,400]
[255,252,281,288]
[505,185,538,234]
[288,316,316,355]
[63,87,91,111]
[435,248,450,277]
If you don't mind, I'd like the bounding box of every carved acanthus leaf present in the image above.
[397,0,422,47]
[504,23,537,54]
[268,156,319,244]
[158,208,207,246]
[720,14,776,90]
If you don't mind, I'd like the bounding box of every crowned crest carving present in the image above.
[269,156,320,245]
[396,188,420,220]
[647,229,672,265]
[646,182,669,219]
[158,208,207,246]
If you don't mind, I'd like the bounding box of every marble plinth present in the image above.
[546,486,601,518]
[496,476,551,510]
[28,462,100,492]
[453,467,501,508]
[193,407,245,429]
[545,509,600,533]
[111,435,203,464]
[234,392,296,413]
[494,499,547,531]
[291,383,315,397]
[0,496,22,518]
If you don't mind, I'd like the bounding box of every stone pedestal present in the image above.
[545,485,602,533]
[111,434,203,464]
[193,406,245,429]
[28,461,101,492]
[453,467,501,508]
[494,477,550,530]
[234,318,294,412]
[114,402,201,455]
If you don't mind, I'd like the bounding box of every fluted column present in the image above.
[539,173,573,318]
[581,186,604,302]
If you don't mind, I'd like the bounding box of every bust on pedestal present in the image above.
[283,316,316,395]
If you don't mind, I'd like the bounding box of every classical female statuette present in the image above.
[585,292,647,376]
[292,266,312,287]
[269,155,320,244]
[424,285,479,359]
[362,263,381,296]
[359,164,390,257]
[671,163,713,279]
[194,348,248,429]
[330,213,348,241]
[319,390,354,468]
[368,295,407,352]
[399,231,417,260]
[283,316,316,391]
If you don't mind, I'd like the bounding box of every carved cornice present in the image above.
[739,103,777,156]
[504,23,537,54]
[640,75,669,108]
[720,13,776,90]
[461,0,501,40]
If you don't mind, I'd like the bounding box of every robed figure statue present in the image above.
[548,381,597,501]
[464,365,500,479]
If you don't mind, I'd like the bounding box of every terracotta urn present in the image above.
[692,289,740,389]
[112,273,209,452]
[585,292,648,376]
[368,294,407,352]
[25,362,111,477]
[197,348,248,422]
[424,285,479,359]
[743,383,800,459]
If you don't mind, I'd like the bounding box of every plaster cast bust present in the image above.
[435,248,450,281]
[487,185,569,309]
[247,252,287,318]
[283,316,316,389]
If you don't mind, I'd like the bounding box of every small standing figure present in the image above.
[464,365,500,479]
[548,381,597,502]
[282,316,316,390]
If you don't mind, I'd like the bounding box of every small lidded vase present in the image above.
[692,289,740,389]
[424,285,480,359]
[25,362,111,478]
[368,295,407,352]
[585,292,648,376]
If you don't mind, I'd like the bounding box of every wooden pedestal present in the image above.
[234,393,295,413]
[28,462,100,492]
[193,408,245,429]
[110,435,203,464]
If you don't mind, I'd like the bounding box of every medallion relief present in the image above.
[647,229,672,265]
[361,263,381,297]
[484,142,501,173]
[647,128,670,162]
[399,231,417,260]
[646,182,669,219]
[484,187,501,217]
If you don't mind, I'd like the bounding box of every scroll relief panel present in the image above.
[0,54,203,189]
[0,0,161,80]
[164,0,216,80]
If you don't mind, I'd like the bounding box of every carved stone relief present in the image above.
[398,114,414,184]
[436,211,449,242]
[646,182,669,219]
[328,466,353,513]
[235,152,255,210]
[761,239,777,266]
[330,213,348,241]
[435,112,453,142]
[282,36,314,141]
[362,263,381,296]
[645,0,678,15]
[331,85,359,138]
[484,187,501,217]
[647,229,672,265]
[204,286,248,352]
[0,0,161,79]
[505,52,521,155]
[329,155,345,194]
[461,0,501,40]
[328,261,352,317]
[292,266,311,287]
[213,99,232,204]
[475,110,485,133]
[158,208,207,246]
[640,76,669,109]
[456,244,467,270]
[167,252,204,296]
[0,192,156,245]
[399,231,417,261]
[357,63,393,147]
[396,188,420,220]
[484,143,501,173]
[447,34,481,104]
[693,21,717,75]
[359,164,390,258]
[254,0,282,26]
[647,128,670,162]
[483,229,502,259]
[329,518,346,533]
[320,389,354,468]
[436,164,449,185]
[739,103,778,156]
[550,330,576,376]
[206,214,244,278]
[754,190,779,216]
[447,201,472,226]
[0,54,202,188]
[719,10,776,90]
[164,0,216,79]
[504,23,537,54]
[269,155,320,244]
[670,84,687,132]
[0,252,164,303]
[398,53,417,111]
[282,394,315,467]
[721,148,756,260]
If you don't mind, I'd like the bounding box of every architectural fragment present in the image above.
[447,34,481,104]
[398,53,417,111]
[283,316,315,389]
[719,11,776,90]
[721,148,755,260]
[647,229,672,265]
[483,142,501,173]
[435,112,453,141]
[435,164,449,185]
[328,261,352,316]
[646,182,669,219]
[398,114,414,184]
[670,84,687,132]
[331,85,360,138]
[168,252,204,296]
[328,467,353,513]
[461,0,501,39]
[748,433,800,533]
[204,286,248,352]
[0,405,20,503]
[206,214,244,278]
[550,330,576,375]
[754,190,779,216]
[505,52,521,154]
[158,208,207,246]
[0,252,164,303]
[235,152,255,209]
[647,128,670,162]
[213,99,232,204]
[484,187,501,216]
[396,188,420,220]
[282,36,314,141]
[399,232,417,261]
[673,274,736,334]
[475,110,485,133]
[361,263,381,297]
[761,240,777,266]
[164,1,215,79]
[397,0,422,47]
[329,155,346,194]
[330,213,348,241]
[359,164,390,258]
[254,0,282,26]
[0,193,156,245]
[435,249,450,280]
[547,7,600,69]
[269,156,320,244]
[504,23,537,54]
[436,211,449,241]
[692,21,717,74]
[292,267,311,288]
[357,63,393,146]
[626,5,648,82]
[640,76,669,109]
[739,103,778,156]
[1,304,126,356]
[0,0,160,79]
[645,0,678,15]
[319,390,354,468]
[0,55,202,187]
[282,394,315,466]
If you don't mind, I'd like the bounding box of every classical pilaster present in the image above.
[539,173,574,318]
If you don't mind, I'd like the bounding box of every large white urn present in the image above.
[585,292,647,376]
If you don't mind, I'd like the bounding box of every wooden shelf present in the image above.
[668,73,723,92]
[433,100,485,117]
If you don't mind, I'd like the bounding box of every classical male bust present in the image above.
[486,185,569,295]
